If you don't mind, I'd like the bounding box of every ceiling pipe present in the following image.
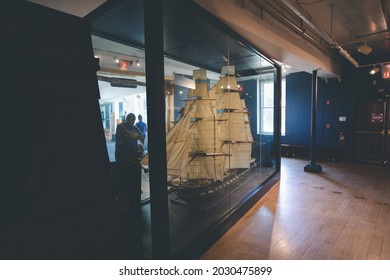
[356,60,390,69]
[356,30,390,40]
[280,0,359,67]
[249,0,334,58]
[338,31,390,46]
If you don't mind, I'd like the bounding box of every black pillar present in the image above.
[144,0,170,259]
[304,69,323,173]
[275,66,282,172]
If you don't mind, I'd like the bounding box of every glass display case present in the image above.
[163,0,279,256]
[90,0,280,258]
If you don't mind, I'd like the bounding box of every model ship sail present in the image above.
[215,65,253,170]
[167,69,226,183]
[166,66,254,187]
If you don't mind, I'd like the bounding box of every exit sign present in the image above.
[382,65,390,79]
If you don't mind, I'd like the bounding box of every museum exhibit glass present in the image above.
[163,0,279,255]
[90,0,280,258]
[90,0,154,257]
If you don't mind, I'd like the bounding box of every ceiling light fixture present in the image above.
[370,65,380,75]
[358,42,372,55]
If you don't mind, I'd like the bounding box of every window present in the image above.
[258,77,286,136]
[260,81,274,134]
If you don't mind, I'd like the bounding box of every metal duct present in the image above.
[280,0,359,67]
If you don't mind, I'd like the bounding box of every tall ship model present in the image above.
[166,66,254,197]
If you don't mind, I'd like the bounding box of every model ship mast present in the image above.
[166,66,253,188]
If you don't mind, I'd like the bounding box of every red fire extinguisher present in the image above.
[338,131,345,148]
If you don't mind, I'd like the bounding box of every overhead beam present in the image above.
[195,0,342,78]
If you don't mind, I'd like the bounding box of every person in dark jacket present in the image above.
[115,113,144,163]
[114,113,144,259]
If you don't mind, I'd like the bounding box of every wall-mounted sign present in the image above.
[339,116,346,122]
[371,113,384,122]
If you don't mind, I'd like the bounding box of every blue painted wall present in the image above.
[282,72,312,146]
[281,66,390,156]
[281,71,354,152]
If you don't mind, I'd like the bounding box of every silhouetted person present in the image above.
[115,113,144,163]
[135,114,147,144]
[114,113,144,259]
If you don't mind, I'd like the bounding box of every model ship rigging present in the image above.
[166,66,254,197]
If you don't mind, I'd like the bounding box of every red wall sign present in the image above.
[371,113,383,122]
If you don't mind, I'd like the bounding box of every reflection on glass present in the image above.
[91,35,150,202]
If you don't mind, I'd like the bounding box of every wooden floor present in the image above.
[200,158,390,260]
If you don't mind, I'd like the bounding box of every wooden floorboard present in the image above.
[200,158,390,260]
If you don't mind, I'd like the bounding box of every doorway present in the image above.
[354,97,390,163]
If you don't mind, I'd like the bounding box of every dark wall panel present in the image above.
[1,2,123,259]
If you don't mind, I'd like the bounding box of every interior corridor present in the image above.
[201,158,390,260]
